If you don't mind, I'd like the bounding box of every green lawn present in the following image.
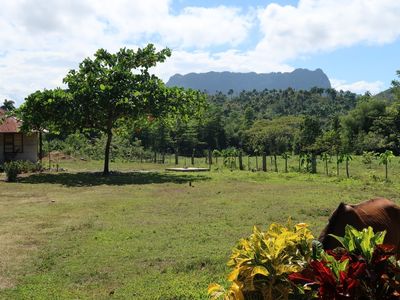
[1,157,400,299]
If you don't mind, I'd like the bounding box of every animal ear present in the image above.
[343,205,366,229]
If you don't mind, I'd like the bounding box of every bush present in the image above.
[210,223,400,300]
[4,161,21,182]
[208,222,314,300]
[3,160,42,182]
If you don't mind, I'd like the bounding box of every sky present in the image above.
[1,0,400,106]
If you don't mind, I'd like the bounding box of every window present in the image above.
[4,133,23,153]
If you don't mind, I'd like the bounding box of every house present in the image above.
[0,108,39,164]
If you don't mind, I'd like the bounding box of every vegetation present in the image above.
[210,221,400,300]
[2,160,41,182]
[1,158,400,298]
[17,45,206,175]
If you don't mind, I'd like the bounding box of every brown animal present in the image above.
[318,198,400,253]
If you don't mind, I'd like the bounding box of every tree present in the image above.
[1,99,16,111]
[340,153,352,178]
[17,89,70,163]
[19,45,205,175]
[321,152,330,176]
[298,116,322,173]
[392,70,400,100]
[281,152,290,173]
[379,150,395,180]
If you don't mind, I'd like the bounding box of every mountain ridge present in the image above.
[166,68,331,94]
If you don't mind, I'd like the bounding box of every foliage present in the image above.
[289,225,400,299]
[18,45,206,175]
[1,99,16,111]
[208,222,314,300]
[3,160,41,182]
[378,150,395,180]
[330,225,386,262]
[361,151,377,168]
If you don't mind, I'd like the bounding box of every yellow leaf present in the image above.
[251,265,269,277]
[228,268,240,281]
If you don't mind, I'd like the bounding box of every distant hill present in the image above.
[374,88,397,101]
[166,68,331,94]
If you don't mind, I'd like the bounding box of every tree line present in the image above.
[2,44,400,176]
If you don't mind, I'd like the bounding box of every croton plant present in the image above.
[209,223,400,300]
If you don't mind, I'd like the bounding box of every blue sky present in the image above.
[1,0,399,105]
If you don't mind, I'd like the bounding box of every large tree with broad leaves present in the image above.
[19,44,206,175]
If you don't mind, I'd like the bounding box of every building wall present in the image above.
[0,134,3,163]
[0,133,38,164]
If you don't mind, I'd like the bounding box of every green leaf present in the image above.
[100,84,106,91]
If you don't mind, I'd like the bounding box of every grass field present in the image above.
[1,156,400,299]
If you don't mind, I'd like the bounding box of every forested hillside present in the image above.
[16,69,400,169]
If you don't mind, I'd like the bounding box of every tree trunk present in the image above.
[325,160,329,176]
[248,156,250,171]
[336,154,340,177]
[175,148,179,165]
[191,149,195,165]
[298,155,301,172]
[239,151,243,170]
[103,130,113,175]
[285,157,288,173]
[385,162,388,180]
[153,151,157,163]
[208,149,212,165]
[255,155,258,171]
[311,153,317,174]
[274,154,278,172]
[262,153,267,172]
[346,160,349,178]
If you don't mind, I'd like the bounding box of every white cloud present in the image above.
[0,0,400,105]
[255,0,400,61]
[331,79,385,95]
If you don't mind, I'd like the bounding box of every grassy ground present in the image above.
[1,156,400,299]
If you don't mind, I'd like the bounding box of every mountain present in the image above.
[166,68,331,94]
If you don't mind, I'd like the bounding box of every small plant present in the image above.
[320,153,331,176]
[378,150,395,180]
[362,151,377,169]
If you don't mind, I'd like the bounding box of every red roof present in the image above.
[0,109,22,133]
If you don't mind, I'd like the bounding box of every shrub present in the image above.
[208,222,314,300]
[210,224,400,300]
[3,160,41,182]
[4,161,21,182]
[289,225,400,299]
